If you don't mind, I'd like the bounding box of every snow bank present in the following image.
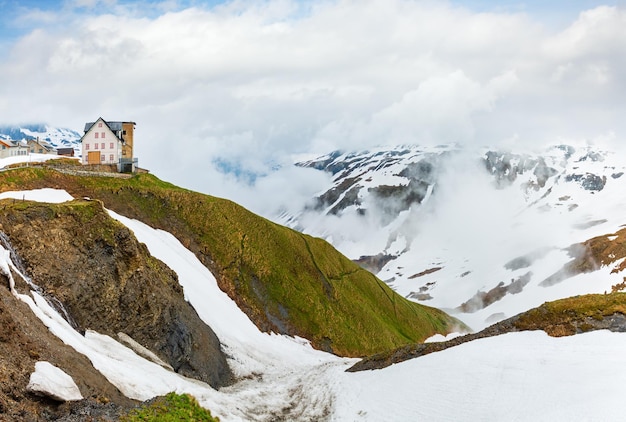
[27,361,83,402]
[0,188,73,203]
[333,330,626,421]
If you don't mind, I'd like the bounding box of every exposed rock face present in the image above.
[353,254,397,274]
[484,151,559,189]
[298,149,444,219]
[565,173,607,191]
[458,272,532,313]
[0,199,232,389]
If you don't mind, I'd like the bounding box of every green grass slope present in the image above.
[122,393,219,421]
[0,166,463,357]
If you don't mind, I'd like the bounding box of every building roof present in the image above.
[83,119,136,133]
[56,147,75,156]
[0,139,27,148]
[27,138,55,151]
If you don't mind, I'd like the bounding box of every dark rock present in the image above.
[408,267,442,279]
[457,272,532,313]
[565,173,607,191]
[353,254,396,274]
[311,176,362,213]
[406,292,433,301]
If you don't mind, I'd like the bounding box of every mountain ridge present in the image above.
[284,143,626,330]
[0,124,81,155]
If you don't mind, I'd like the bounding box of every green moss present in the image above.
[514,292,626,336]
[0,167,463,356]
[122,393,219,421]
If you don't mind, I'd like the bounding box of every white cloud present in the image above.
[0,0,623,217]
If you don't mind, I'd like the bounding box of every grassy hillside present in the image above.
[512,292,626,336]
[0,165,463,357]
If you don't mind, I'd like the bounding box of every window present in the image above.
[101,143,105,150]
[98,122,103,128]
[95,132,99,139]
[110,142,114,149]
[101,154,105,162]
[109,154,114,162]
[85,143,89,150]
[101,132,105,138]
[94,143,98,149]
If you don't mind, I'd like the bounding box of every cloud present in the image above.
[0,0,623,217]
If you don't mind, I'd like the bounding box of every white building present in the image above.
[0,138,29,159]
[80,117,136,172]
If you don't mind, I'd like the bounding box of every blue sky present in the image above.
[0,0,624,215]
[0,0,619,35]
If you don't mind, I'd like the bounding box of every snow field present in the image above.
[333,331,626,421]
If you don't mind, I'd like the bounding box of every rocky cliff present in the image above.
[0,199,231,388]
[0,197,234,420]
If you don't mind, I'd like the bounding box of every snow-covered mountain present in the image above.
[0,124,81,154]
[284,144,626,330]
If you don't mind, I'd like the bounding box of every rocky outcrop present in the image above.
[565,173,607,191]
[0,199,232,389]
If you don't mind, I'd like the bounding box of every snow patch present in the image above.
[0,188,74,203]
[0,153,73,169]
[27,361,83,402]
[424,332,463,343]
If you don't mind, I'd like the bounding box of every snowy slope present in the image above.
[3,188,626,421]
[285,144,626,330]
